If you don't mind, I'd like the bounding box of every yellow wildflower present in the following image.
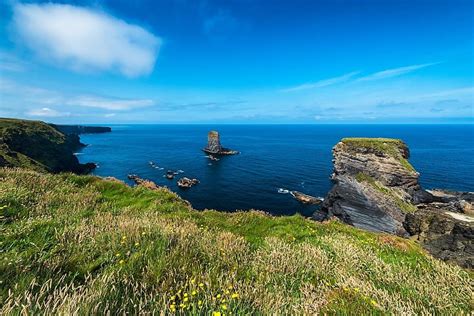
[199,283,204,287]
[183,297,189,303]
[354,287,360,293]
[231,293,239,299]
[135,242,139,246]
[198,300,203,306]
[122,236,126,239]
[119,259,125,264]
[179,303,185,308]
[192,290,197,296]
[225,290,230,295]
[370,300,377,306]
[212,312,221,316]
[141,232,146,235]
[115,253,120,257]
[222,304,228,310]
[216,294,221,299]
[170,295,176,301]
[191,278,196,284]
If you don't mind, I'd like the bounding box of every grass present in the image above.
[341,138,416,172]
[1,168,472,314]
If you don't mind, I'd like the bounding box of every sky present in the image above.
[0,0,473,124]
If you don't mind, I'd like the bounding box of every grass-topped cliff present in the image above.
[0,118,94,173]
[1,168,472,314]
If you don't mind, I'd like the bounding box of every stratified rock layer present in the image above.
[203,131,238,155]
[316,138,422,236]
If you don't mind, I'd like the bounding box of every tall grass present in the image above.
[1,168,472,314]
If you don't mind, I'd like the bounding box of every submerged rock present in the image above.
[290,191,323,205]
[177,177,200,189]
[203,131,238,155]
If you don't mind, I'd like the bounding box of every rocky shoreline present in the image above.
[315,138,473,268]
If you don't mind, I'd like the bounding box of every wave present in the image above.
[277,188,290,194]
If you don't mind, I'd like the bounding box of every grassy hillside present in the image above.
[1,168,472,314]
[0,118,93,173]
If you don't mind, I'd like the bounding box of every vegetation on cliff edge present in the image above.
[341,137,415,171]
[0,118,92,173]
[1,168,472,315]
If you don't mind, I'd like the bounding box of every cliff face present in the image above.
[316,138,422,236]
[0,118,95,174]
[51,124,111,135]
[317,138,474,268]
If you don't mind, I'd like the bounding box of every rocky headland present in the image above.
[316,137,473,267]
[0,118,109,174]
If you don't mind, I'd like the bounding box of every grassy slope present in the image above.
[0,118,86,173]
[1,169,472,315]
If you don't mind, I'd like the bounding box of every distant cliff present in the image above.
[316,138,473,267]
[0,118,97,174]
[51,124,111,135]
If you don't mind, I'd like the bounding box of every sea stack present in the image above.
[203,131,238,155]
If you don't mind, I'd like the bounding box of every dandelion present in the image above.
[199,283,204,288]
[198,300,203,306]
[184,293,188,297]
[183,297,189,303]
[212,312,221,316]
[221,304,228,310]
[370,300,377,306]
[216,294,221,299]
[192,290,197,296]
[231,293,239,299]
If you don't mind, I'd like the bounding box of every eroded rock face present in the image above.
[316,138,425,236]
[204,131,223,154]
[316,137,474,268]
[404,207,474,268]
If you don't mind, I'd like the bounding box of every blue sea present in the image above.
[78,125,474,216]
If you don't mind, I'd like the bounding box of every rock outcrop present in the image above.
[315,138,423,236]
[51,124,111,135]
[177,177,200,189]
[316,137,474,268]
[290,191,323,205]
[203,131,238,155]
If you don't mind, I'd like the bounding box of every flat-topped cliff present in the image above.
[0,118,96,173]
[51,124,111,135]
[316,137,473,267]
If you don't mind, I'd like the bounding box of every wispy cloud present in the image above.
[357,63,439,82]
[67,96,155,110]
[27,107,70,117]
[12,3,161,77]
[281,71,360,92]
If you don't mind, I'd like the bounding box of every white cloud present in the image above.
[12,3,161,77]
[281,71,360,92]
[357,63,439,82]
[68,96,155,110]
[27,107,70,117]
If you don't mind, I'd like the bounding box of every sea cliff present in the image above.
[0,118,108,174]
[316,138,473,267]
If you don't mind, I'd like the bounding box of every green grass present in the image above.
[341,138,415,172]
[1,168,472,314]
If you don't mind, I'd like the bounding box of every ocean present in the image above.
[78,124,474,216]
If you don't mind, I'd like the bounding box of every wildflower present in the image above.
[115,253,121,257]
[122,235,126,239]
[199,283,204,287]
[216,294,221,299]
[222,304,228,310]
[119,259,125,264]
[183,297,189,303]
[354,287,360,293]
[198,300,203,306]
[231,293,239,299]
[212,312,221,316]
[225,290,230,295]
[192,290,197,296]
[142,232,146,235]
[191,278,196,284]
[170,304,176,311]
[221,299,226,303]
[135,242,139,246]
[179,303,185,309]
[370,300,377,306]
[170,295,176,301]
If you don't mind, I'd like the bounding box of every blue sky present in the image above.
[0,0,472,123]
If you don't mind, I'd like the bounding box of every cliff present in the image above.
[317,138,473,267]
[0,118,96,174]
[51,124,111,135]
[315,138,423,235]
[203,130,238,155]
